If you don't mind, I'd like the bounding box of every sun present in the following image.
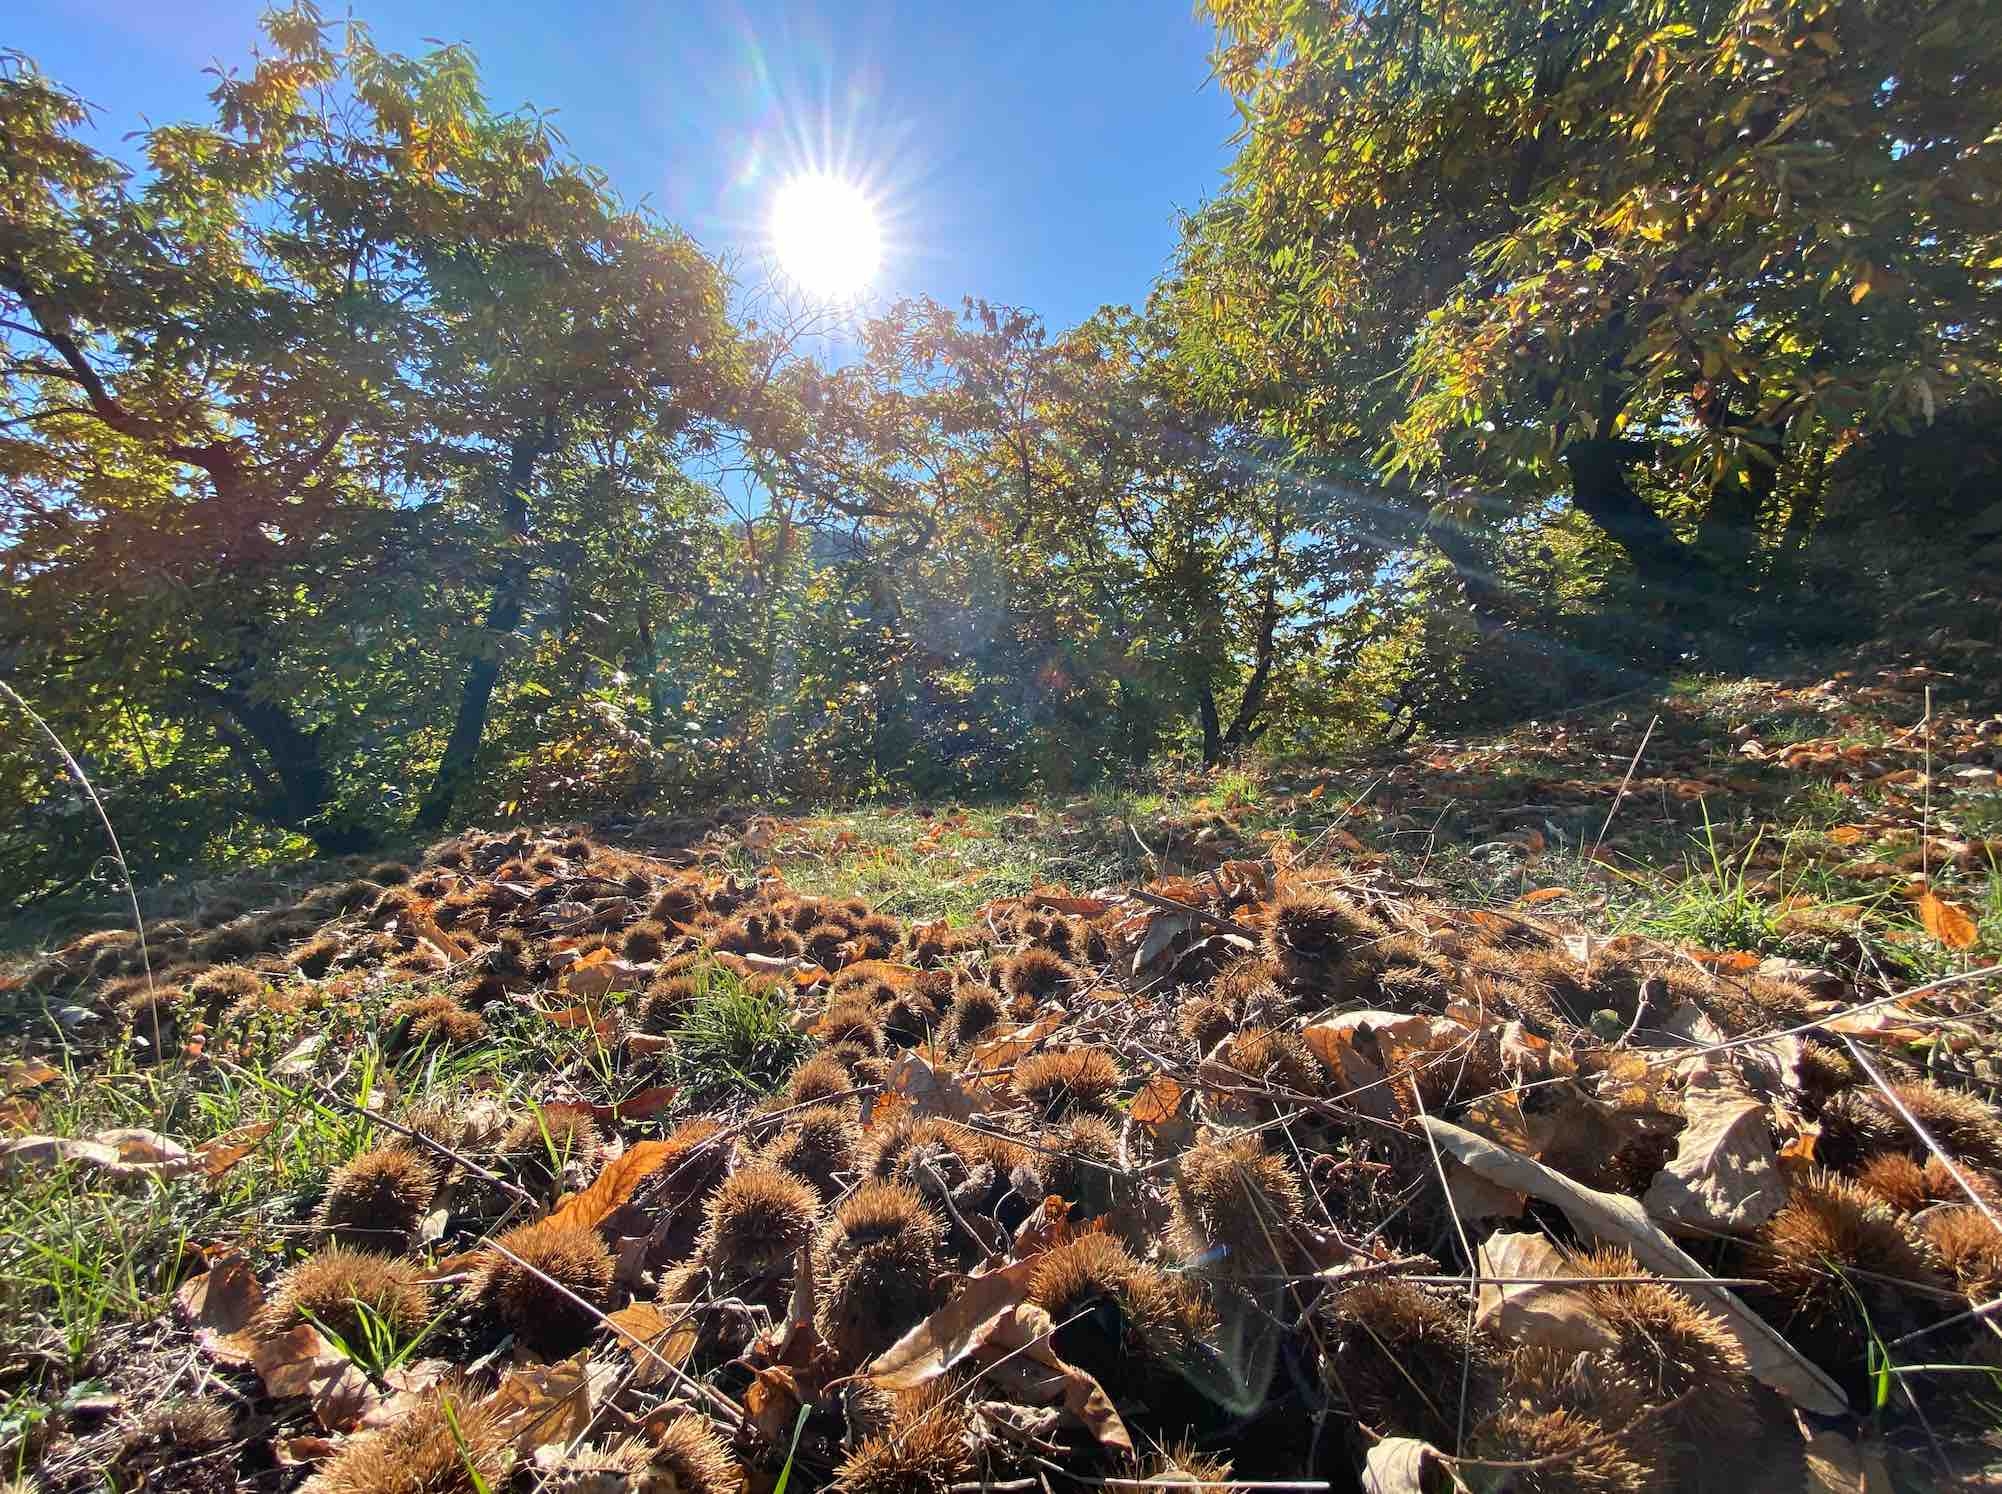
[770,174,881,301]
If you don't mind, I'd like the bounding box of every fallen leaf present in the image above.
[274,1033,324,1076]
[177,1249,265,1338]
[1475,1232,1619,1352]
[0,1128,199,1182]
[197,1121,274,1180]
[1444,1159,1527,1222]
[1688,948,1761,974]
[881,1050,980,1121]
[1643,1080,1786,1233]
[966,1013,1064,1076]
[977,1303,1131,1452]
[1826,825,1872,846]
[1028,890,1114,917]
[1421,1117,1847,1415]
[1129,1074,1185,1131]
[1918,890,1980,951]
[547,1139,678,1233]
[559,957,645,1001]
[274,1435,337,1466]
[866,1256,1043,1391]
[1363,1437,1470,1494]
[2,1060,61,1094]
[1516,888,1568,906]
[483,1353,620,1453]
[248,1322,371,1428]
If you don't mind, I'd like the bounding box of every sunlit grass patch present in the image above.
[666,965,815,1098]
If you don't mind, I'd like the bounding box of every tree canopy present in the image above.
[4,0,1999,903]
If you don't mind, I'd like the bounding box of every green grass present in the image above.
[666,966,816,1097]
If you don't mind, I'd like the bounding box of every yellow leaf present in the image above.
[1306,781,1327,800]
[1918,891,1979,951]
[1850,280,1870,304]
[1827,825,1871,846]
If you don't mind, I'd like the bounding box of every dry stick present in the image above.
[1840,1034,2002,1241]
[479,1234,747,1432]
[1588,712,1659,866]
[1922,685,1934,884]
[0,679,155,1015]
[1408,1084,1477,1456]
[1123,885,1262,941]
[214,1056,538,1209]
[1670,962,2002,1064]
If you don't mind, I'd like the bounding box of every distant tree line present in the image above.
[4,0,1998,902]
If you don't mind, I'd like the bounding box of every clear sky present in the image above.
[11,0,1239,330]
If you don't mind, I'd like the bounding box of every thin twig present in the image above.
[481,1235,746,1431]
[1124,886,1262,940]
[0,679,153,999]
[1840,1034,2002,1238]
[1589,713,1658,865]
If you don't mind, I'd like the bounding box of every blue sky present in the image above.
[13,0,1239,330]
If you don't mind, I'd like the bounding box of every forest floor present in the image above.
[4,649,2002,1493]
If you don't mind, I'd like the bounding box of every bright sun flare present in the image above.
[771,174,881,300]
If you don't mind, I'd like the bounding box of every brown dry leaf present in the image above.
[603,1300,696,1389]
[399,910,469,963]
[1918,889,1980,951]
[483,1354,619,1453]
[1011,1196,1080,1257]
[274,1435,337,1466]
[1444,1159,1527,1222]
[1515,888,1568,906]
[744,1365,804,1445]
[1688,948,1761,974]
[882,1050,980,1121]
[1818,1003,1932,1043]
[966,1012,1063,1076]
[197,1121,273,1180]
[2,1060,60,1094]
[547,1139,677,1233]
[248,1322,372,1429]
[1802,1426,1895,1494]
[177,1249,265,1339]
[1028,890,1114,917]
[1306,781,1327,800]
[592,1085,679,1124]
[1421,1117,1847,1415]
[559,956,644,1001]
[976,1303,1131,1453]
[1827,826,1872,846]
[0,1128,199,1182]
[1642,1080,1785,1233]
[1129,1075,1185,1131]
[1475,1232,1619,1352]
[0,1097,38,1132]
[1363,1437,1470,1494]
[1128,910,1195,976]
[626,1032,674,1058]
[865,1256,1043,1391]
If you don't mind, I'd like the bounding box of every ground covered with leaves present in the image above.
[2,662,2001,1494]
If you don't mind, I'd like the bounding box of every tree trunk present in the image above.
[417,416,556,830]
[1420,511,1514,634]
[205,680,375,852]
[1224,508,1283,751]
[1198,687,1223,768]
[1561,437,1698,590]
[1695,425,1785,584]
